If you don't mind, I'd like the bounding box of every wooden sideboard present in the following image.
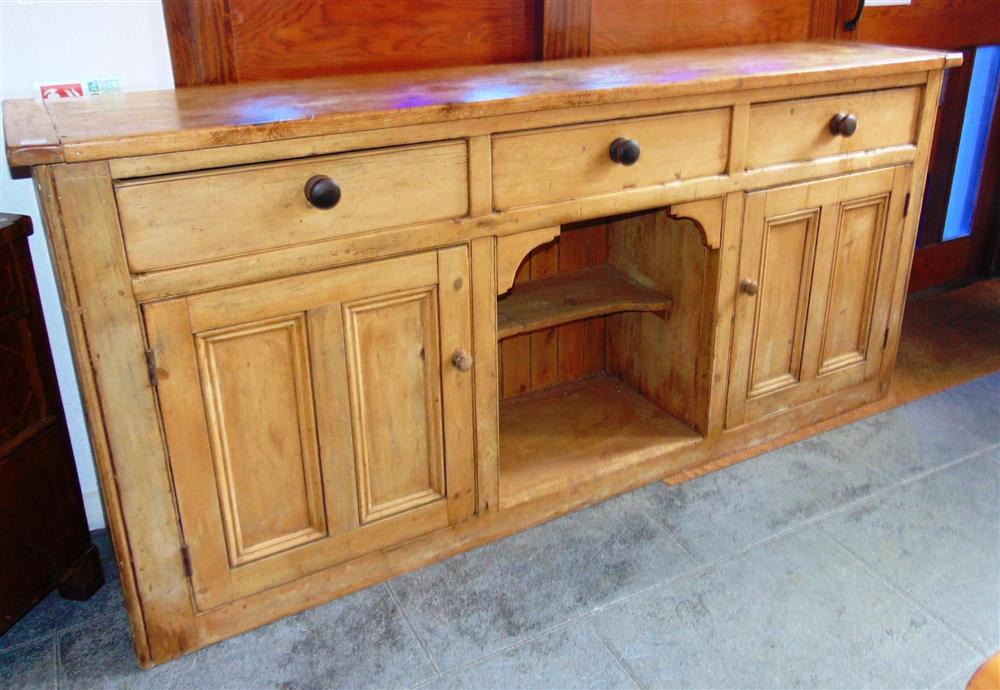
[4,42,960,666]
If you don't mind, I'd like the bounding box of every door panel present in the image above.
[815,197,888,374]
[727,167,911,427]
[746,210,819,397]
[343,287,446,524]
[196,314,326,567]
[146,248,475,611]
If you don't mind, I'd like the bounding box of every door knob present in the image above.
[829,113,858,137]
[304,175,342,209]
[609,137,641,166]
[451,349,473,372]
[740,278,760,296]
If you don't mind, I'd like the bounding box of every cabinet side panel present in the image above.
[606,210,709,431]
[34,163,193,666]
[880,73,945,392]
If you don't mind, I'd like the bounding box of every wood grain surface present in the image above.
[6,42,959,166]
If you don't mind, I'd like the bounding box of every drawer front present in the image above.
[746,87,921,169]
[492,109,730,210]
[116,141,469,272]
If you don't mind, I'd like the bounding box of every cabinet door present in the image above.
[727,167,912,427]
[145,248,475,611]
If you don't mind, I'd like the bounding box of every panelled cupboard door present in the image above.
[144,248,476,611]
[726,166,912,427]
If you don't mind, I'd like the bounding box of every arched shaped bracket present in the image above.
[496,225,560,296]
[667,197,724,250]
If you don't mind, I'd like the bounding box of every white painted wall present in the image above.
[1,0,175,529]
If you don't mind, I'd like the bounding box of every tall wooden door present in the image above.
[727,167,912,427]
[144,248,476,611]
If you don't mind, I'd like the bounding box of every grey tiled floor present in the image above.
[2,372,998,690]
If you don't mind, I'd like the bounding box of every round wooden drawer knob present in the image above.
[609,137,641,166]
[304,175,342,209]
[829,113,858,137]
[451,349,474,372]
[740,278,760,296]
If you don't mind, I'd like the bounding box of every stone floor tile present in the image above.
[0,574,124,653]
[422,622,636,690]
[818,446,1000,654]
[0,637,57,690]
[629,433,893,562]
[820,377,999,481]
[58,585,436,690]
[591,527,979,689]
[390,495,695,672]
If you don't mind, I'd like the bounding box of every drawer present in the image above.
[746,87,922,169]
[491,109,730,210]
[116,141,469,272]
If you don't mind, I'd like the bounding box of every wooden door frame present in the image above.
[909,49,1000,292]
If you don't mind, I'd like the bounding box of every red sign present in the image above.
[38,82,84,101]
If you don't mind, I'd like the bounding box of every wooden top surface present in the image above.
[4,42,960,167]
[0,213,32,242]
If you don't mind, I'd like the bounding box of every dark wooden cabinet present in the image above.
[0,213,103,634]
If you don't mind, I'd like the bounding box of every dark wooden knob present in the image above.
[451,349,473,372]
[829,113,858,137]
[609,137,641,166]
[304,175,341,209]
[740,278,760,296]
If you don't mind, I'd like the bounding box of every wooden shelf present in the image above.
[499,376,702,508]
[497,265,671,339]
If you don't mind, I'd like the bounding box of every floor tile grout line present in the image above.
[816,526,992,663]
[0,604,124,660]
[939,660,987,690]
[383,582,444,682]
[616,438,1000,606]
[771,439,1000,541]
[416,616,588,682]
[626,492,698,563]
[51,634,61,690]
[584,617,644,690]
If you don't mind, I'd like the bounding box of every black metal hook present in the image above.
[844,0,865,31]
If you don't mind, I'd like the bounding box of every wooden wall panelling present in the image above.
[162,0,851,88]
[497,222,610,400]
[164,0,538,86]
[555,222,606,383]
[163,0,237,87]
[809,0,841,39]
[528,241,560,391]
[589,0,815,56]
[855,0,1000,49]
[541,0,592,59]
